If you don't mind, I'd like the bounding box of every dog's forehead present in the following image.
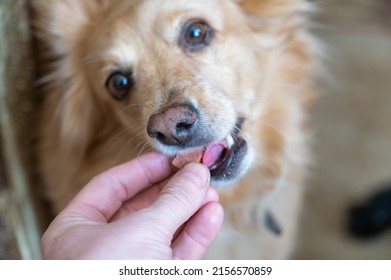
[117,0,226,36]
[137,0,226,21]
[94,0,231,64]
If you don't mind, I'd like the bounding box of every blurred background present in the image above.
[295,0,391,259]
[0,0,391,259]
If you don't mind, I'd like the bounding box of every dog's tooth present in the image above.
[226,135,234,148]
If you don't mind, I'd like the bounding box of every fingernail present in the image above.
[180,163,210,188]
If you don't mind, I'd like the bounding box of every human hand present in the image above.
[41,152,224,260]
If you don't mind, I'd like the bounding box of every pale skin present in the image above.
[41,152,224,260]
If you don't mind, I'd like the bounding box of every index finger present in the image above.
[66,152,174,222]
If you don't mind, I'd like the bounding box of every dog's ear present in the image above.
[31,0,108,55]
[233,0,313,48]
[31,0,108,159]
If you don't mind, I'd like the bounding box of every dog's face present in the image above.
[78,0,273,186]
[35,0,309,188]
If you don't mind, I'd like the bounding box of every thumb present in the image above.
[146,163,211,236]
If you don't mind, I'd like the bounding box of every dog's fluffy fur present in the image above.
[31,0,318,259]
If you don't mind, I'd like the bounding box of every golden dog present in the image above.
[31,0,318,259]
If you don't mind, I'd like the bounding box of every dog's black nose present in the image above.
[147,103,198,146]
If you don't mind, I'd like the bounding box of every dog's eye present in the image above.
[180,20,213,51]
[106,72,133,101]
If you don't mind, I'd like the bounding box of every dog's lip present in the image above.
[199,117,247,180]
[170,117,247,181]
[208,131,247,180]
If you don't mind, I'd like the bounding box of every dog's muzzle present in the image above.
[147,103,248,183]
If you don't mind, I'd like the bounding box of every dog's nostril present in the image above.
[176,121,193,131]
[155,132,166,141]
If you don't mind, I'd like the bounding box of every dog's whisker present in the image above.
[231,98,291,114]
[239,114,289,141]
[111,131,148,165]
[103,127,132,151]
[105,127,145,163]
[136,141,151,158]
[220,110,287,140]
[231,97,268,103]
[242,113,311,154]
[116,104,145,118]
[104,126,145,152]
[112,140,132,166]
[128,129,148,145]
[265,82,304,91]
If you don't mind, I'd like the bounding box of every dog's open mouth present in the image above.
[172,117,248,182]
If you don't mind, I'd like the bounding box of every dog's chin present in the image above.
[150,117,252,187]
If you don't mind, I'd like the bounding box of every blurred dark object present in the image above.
[348,184,391,238]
